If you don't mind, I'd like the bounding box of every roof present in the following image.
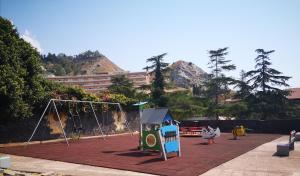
[287,88,300,100]
[141,108,172,124]
[132,102,148,106]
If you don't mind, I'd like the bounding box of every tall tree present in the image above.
[206,47,236,119]
[246,49,291,119]
[234,70,252,100]
[145,53,169,107]
[0,17,47,120]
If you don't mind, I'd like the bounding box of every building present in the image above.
[47,71,150,93]
[287,88,300,102]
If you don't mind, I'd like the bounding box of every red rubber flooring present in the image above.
[0,133,280,176]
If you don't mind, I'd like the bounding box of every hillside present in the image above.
[76,56,123,75]
[42,50,123,76]
[168,60,208,88]
[42,51,208,89]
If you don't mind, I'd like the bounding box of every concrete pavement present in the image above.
[201,136,300,176]
[1,154,155,176]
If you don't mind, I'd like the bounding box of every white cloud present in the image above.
[21,30,43,53]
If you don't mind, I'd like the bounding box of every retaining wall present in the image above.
[179,119,300,134]
[0,111,140,144]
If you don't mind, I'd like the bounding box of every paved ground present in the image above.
[0,133,280,176]
[2,154,154,176]
[201,136,300,176]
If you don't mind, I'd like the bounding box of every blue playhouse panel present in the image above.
[161,125,178,136]
[164,141,179,153]
[163,114,173,123]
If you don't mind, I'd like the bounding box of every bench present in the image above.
[180,126,203,136]
[276,130,296,156]
[295,132,300,141]
[0,156,10,168]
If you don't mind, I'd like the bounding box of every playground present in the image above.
[0,133,280,176]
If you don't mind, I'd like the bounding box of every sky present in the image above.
[1,0,300,87]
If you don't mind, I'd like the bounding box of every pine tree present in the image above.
[206,47,236,119]
[234,70,252,99]
[246,49,291,119]
[145,53,169,107]
[108,74,136,98]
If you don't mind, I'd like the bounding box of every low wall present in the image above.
[179,119,300,134]
[3,116,299,143]
[0,111,140,144]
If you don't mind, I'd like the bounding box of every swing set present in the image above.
[26,99,132,146]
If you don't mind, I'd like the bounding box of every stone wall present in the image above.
[0,110,140,144]
[3,115,299,144]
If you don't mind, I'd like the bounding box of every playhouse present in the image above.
[140,108,181,160]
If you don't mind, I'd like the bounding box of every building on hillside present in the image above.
[287,88,300,102]
[46,71,150,93]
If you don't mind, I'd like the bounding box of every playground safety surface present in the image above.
[0,133,280,176]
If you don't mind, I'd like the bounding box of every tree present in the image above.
[41,50,104,76]
[75,50,102,60]
[206,47,236,119]
[145,53,169,107]
[166,91,206,120]
[41,53,75,76]
[234,70,252,100]
[245,49,291,119]
[108,74,136,98]
[0,17,46,120]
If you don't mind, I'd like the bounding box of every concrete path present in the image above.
[1,154,155,176]
[201,136,300,176]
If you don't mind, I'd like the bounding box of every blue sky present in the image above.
[1,0,300,87]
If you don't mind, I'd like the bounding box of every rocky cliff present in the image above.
[168,60,208,88]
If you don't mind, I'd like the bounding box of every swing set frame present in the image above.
[26,99,131,146]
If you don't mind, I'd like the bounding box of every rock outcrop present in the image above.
[168,60,208,88]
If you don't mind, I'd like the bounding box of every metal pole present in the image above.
[52,99,120,105]
[177,125,181,157]
[27,98,118,145]
[26,99,53,146]
[90,102,106,140]
[139,108,143,150]
[53,101,69,146]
